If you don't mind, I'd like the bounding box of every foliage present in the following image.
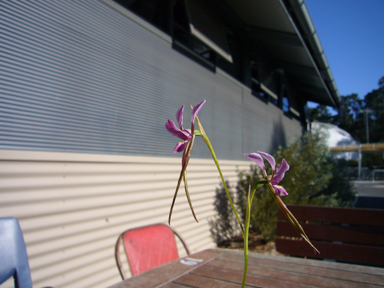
[308,104,334,123]
[236,132,355,241]
[209,182,239,246]
[236,166,276,242]
[364,88,384,143]
[379,76,384,90]
[309,158,356,206]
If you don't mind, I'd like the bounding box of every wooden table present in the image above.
[108,249,384,288]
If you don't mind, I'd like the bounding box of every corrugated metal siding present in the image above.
[0,0,301,160]
[0,149,251,288]
[242,89,302,154]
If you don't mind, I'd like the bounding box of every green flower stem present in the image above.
[241,182,265,287]
[240,180,268,287]
[195,116,244,234]
[195,116,270,288]
[241,185,251,287]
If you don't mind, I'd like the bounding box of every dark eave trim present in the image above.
[282,0,340,108]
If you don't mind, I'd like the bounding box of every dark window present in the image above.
[172,0,217,71]
[115,0,172,34]
[217,25,243,81]
[115,0,235,73]
[251,64,268,102]
[269,95,278,107]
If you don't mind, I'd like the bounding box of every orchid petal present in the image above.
[273,184,288,196]
[178,129,192,141]
[191,100,206,124]
[272,159,290,184]
[173,140,188,153]
[176,105,184,130]
[244,153,265,171]
[165,119,182,137]
[257,151,276,172]
[166,119,191,140]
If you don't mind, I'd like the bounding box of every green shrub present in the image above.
[208,182,239,246]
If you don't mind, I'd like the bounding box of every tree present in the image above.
[334,93,365,142]
[364,87,384,143]
[379,76,384,90]
[310,76,384,144]
[308,104,334,123]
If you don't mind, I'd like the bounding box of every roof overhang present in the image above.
[224,0,340,107]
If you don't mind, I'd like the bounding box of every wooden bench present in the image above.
[275,205,384,267]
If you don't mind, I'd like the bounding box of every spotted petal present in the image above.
[244,153,265,171]
[273,184,288,196]
[173,140,189,153]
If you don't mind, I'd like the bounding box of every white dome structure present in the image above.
[311,122,360,160]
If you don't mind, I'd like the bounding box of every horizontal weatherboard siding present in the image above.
[0,149,251,288]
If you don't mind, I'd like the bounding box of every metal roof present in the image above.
[224,0,340,107]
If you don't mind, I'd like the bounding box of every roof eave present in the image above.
[282,0,341,108]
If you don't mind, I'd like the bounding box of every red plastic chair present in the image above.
[115,223,190,279]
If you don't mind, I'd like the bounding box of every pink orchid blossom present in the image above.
[245,151,319,254]
[165,100,206,224]
[165,100,206,153]
[244,151,290,196]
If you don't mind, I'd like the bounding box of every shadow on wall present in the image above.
[271,118,287,152]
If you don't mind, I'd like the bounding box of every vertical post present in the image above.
[358,144,362,180]
[365,110,369,143]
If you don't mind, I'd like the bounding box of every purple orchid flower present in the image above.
[244,151,290,196]
[244,151,319,254]
[165,100,206,224]
[165,100,206,153]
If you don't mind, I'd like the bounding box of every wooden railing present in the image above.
[276,205,384,266]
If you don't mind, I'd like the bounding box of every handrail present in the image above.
[372,169,384,182]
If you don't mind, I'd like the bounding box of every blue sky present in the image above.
[305,0,384,103]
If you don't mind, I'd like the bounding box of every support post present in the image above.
[358,144,362,180]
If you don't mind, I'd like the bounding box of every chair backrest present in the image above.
[0,217,32,288]
[115,223,190,279]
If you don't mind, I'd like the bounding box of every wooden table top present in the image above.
[108,248,384,288]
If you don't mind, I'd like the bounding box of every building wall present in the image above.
[1,0,302,159]
[1,1,302,287]
[0,149,250,288]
